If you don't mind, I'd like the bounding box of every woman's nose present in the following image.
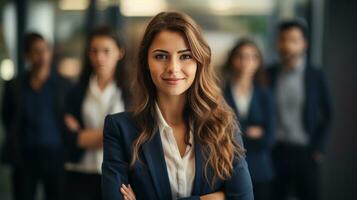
[166,57,180,74]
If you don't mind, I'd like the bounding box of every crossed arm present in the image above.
[120,184,225,200]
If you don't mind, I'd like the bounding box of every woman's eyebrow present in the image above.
[152,49,191,54]
[152,49,168,53]
[177,49,191,53]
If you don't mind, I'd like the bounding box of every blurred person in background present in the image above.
[62,26,128,200]
[268,20,332,200]
[222,39,275,200]
[1,33,72,200]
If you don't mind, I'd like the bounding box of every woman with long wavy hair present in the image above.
[102,11,253,200]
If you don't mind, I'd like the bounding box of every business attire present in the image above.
[1,71,71,200]
[267,61,332,200]
[155,105,196,199]
[101,108,254,200]
[224,84,275,200]
[63,75,126,200]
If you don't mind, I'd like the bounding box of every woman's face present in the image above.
[233,44,260,78]
[148,30,197,97]
[89,36,123,78]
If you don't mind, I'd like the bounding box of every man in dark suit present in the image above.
[268,20,332,200]
[1,33,72,200]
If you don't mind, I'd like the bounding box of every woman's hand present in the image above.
[200,191,225,200]
[120,184,136,200]
[119,184,224,200]
[246,126,264,139]
[78,129,103,149]
[64,114,81,132]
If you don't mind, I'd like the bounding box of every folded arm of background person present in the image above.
[62,84,102,163]
[64,114,103,148]
[243,90,275,152]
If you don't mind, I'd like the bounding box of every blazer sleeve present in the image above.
[223,159,254,200]
[313,71,333,153]
[62,87,84,163]
[223,133,254,200]
[261,90,275,149]
[243,90,275,151]
[102,115,129,200]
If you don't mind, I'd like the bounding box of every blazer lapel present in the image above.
[191,141,204,195]
[224,85,240,117]
[303,66,313,129]
[246,88,258,122]
[191,141,219,195]
[142,130,172,200]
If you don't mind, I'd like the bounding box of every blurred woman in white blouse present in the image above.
[63,26,129,200]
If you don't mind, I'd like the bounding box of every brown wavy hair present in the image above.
[131,11,245,186]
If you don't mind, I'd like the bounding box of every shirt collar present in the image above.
[89,75,117,99]
[155,103,172,132]
[155,103,194,147]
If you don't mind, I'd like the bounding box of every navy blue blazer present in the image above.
[224,85,275,182]
[267,64,332,153]
[102,112,254,200]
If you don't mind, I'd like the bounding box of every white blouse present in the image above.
[65,75,125,174]
[231,84,253,119]
[156,104,195,200]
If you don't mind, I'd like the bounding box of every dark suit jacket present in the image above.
[224,85,275,182]
[1,71,72,165]
[267,64,332,153]
[102,112,254,200]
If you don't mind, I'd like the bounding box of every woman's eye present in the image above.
[155,54,168,60]
[180,54,192,60]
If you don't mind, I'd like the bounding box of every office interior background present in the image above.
[0,0,356,199]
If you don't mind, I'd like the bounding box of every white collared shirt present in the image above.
[156,104,195,200]
[65,75,125,174]
[231,83,253,119]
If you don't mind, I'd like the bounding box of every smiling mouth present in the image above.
[162,77,185,85]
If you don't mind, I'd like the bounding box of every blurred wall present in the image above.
[322,0,357,199]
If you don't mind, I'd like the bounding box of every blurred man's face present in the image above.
[277,27,307,64]
[26,39,52,69]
